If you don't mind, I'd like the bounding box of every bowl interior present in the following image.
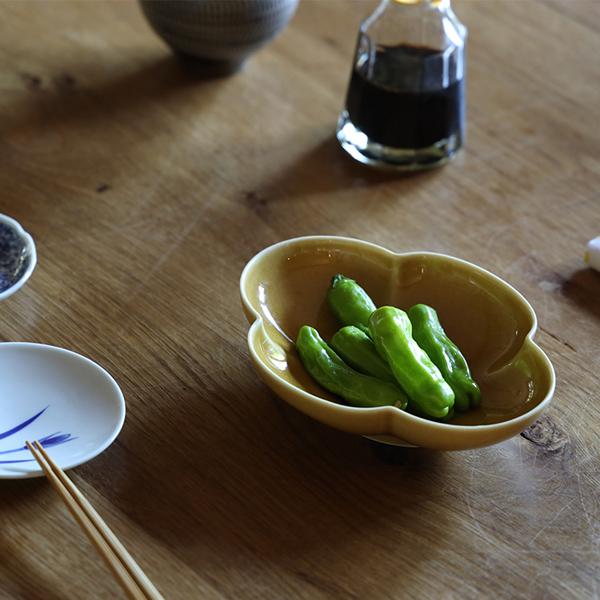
[242,238,552,427]
[0,217,34,297]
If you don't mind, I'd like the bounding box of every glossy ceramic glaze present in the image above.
[240,236,555,450]
[0,343,125,478]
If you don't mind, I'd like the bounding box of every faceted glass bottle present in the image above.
[336,0,467,170]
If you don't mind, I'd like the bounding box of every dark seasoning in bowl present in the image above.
[0,220,33,293]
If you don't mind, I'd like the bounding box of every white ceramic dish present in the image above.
[0,343,125,479]
[0,214,36,301]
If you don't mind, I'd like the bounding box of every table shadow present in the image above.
[562,267,600,321]
[5,53,226,140]
[0,539,66,600]
[75,374,450,593]
[0,479,66,600]
[256,134,442,201]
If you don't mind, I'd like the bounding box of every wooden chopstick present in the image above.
[26,441,165,600]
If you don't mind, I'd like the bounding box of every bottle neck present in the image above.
[364,0,464,50]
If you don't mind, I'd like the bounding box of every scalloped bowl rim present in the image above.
[0,214,37,301]
[240,235,556,438]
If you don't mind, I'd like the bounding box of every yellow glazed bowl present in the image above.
[240,236,555,450]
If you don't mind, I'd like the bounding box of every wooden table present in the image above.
[1,1,599,597]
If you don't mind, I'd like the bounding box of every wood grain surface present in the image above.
[0,1,599,598]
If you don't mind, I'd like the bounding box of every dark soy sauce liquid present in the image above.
[345,44,465,150]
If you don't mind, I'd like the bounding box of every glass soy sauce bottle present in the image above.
[336,0,467,171]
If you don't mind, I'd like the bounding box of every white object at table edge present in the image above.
[585,236,600,272]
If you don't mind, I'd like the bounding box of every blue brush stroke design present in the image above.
[0,432,77,455]
[0,408,76,466]
[0,406,48,440]
[0,434,76,464]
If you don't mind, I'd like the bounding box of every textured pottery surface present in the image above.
[139,0,299,70]
[240,236,555,451]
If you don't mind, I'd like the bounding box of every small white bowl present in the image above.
[0,214,36,301]
[0,343,125,479]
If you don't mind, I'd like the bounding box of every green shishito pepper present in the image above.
[369,307,455,418]
[331,326,395,383]
[327,274,376,335]
[408,304,481,412]
[296,325,408,409]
